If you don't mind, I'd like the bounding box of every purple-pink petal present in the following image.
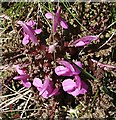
[55,66,71,76]
[69,87,84,96]
[15,65,25,75]
[78,81,88,94]
[60,19,68,29]
[43,77,50,89]
[26,20,36,27]
[62,79,76,92]
[48,43,57,53]
[49,88,60,97]
[75,75,81,89]
[33,78,43,88]
[74,61,82,68]
[82,35,98,42]
[75,41,86,47]
[39,77,50,95]
[34,29,42,34]
[59,60,74,73]
[23,26,38,44]
[21,80,31,88]
[68,88,80,96]
[22,34,30,45]
[13,75,28,81]
[41,90,49,99]
[45,12,53,19]
[71,35,99,47]
[41,86,59,99]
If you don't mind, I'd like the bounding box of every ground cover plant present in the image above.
[0,2,116,119]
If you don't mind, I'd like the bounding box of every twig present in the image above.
[98,30,116,49]
[98,21,116,36]
[1,108,40,113]
[0,85,31,107]
[0,86,27,107]
[1,90,31,109]
[3,84,28,97]
[2,84,35,101]
[0,93,20,98]
[20,93,32,118]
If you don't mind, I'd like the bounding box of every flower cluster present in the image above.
[13,65,59,99]
[55,60,88,96]
[13,6,94,99]
[45,6,68,33]
[33,77,59,99]
[13,65,31,88]
[17,20,42,45]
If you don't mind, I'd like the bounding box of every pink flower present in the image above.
[13,65,31,88]
[45,6,68,33]
[70,35,99,47]
[17,20,42,45]
[62,76,88,96]
[33,77,59,99]
[55,60,82,76]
